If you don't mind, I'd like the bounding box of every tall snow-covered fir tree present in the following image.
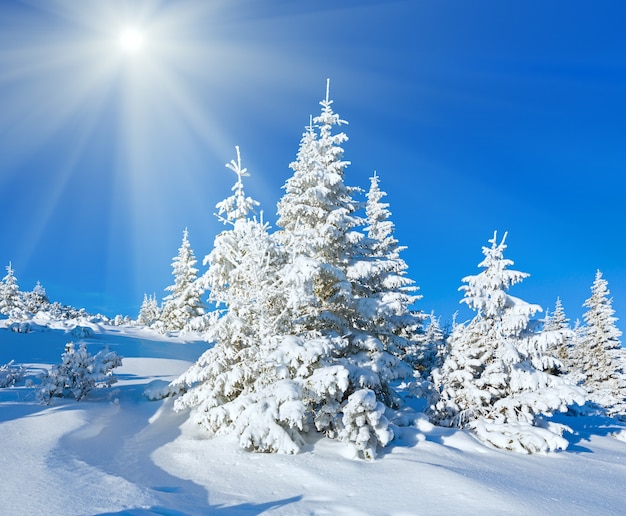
[573,270,626,417]
[170,148,302,453]
[429,232,585,453]
[269,82,412,458]
[159,229,205,331]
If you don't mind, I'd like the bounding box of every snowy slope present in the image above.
[1,322,626,515]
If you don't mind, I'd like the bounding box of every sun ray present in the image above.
[0,0,368,313]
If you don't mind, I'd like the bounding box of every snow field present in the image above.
[2,324,626,514]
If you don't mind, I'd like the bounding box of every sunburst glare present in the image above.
[118,27,145,55]
[0,0,381,315]
[0,1,281,307]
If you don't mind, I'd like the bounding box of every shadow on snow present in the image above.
[96,495,304,516]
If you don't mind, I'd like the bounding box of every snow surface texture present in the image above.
[2,322,626,515]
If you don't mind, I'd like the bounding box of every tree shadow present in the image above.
[0,391,51,422]
[552,411,626,453]
[377,410,464,459]
[381,407,626,457]
[97,495,304,515]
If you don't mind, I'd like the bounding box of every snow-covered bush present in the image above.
[429,232,585,453]
[0,360,26,388]
[69,324,97,338]
[38,342,123,403]
[22,281,49,315]
[109,314,131,326]
[338,389,393,459]
[44,301,88,321]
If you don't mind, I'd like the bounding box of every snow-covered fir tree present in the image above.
[137,293,160,327]
[573,270,626,417]
[543,297,574,374]
[170,148,300,453]
[544,298,570,334]
[0,262,25,319]
[270,82,411,458]
[429,232,585,453]
[571,317,585,365]
[411,311,446,378]
[39,342,122,403]
[23,281,49,315]
[358,172,424,365]
[159,228,205,331]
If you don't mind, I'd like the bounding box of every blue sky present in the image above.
[0,0,624,332]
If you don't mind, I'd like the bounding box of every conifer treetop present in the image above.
[365,171,402,259]
[545,297,569,332]
[316,78,348,138]
[461,231,535,319]
[3,261,16,283]
[216,146,260,224]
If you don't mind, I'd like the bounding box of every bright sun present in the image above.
[118,27,145,54]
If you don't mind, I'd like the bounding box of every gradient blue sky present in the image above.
[0,0,624,332]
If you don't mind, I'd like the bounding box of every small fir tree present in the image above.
[429,232,585,453]
[0,262,25,319]
[542,297,574,374]
[138,293,160,327]
[0,360,26,388]
[23,281,49,314]
[573,271,626,416]
[160,229,205,331]
[411,311,446,378]
[39,342,122,403]
[570,318,585,375]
